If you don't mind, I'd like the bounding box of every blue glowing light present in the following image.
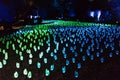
[96,52,100,57]
[74,71,79,78]
[82,56,86,61]
[97,10,101,21]
[72,57,75,63]
[62,66,66,74]
[77,63,81,69]
[69,10,75,17]
[109,52,113,58]
[66,59,70,66]
[100,57,104,63]
[90,55,94,60]
[90,11,94,18]
[37,62,41,69]
[115,50,119,55]
[50,65,54,71]
[54,55,58,60]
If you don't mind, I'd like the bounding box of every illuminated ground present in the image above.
[0,20,120,80]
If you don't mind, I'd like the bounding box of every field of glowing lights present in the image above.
[0,20,120,80]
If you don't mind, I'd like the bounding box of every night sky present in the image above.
[0,0,120,23]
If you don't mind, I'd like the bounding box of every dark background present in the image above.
[0,0,120,23]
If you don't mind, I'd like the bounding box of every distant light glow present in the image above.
[90,11,94,18]
[97,10,101,21]
[69,10,75,17]
[89,10,101,21]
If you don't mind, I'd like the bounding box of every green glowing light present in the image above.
[30,38,33,42]
[23,45,27,50]
[30,43,33,48]
[17,39,20,43]
[33,45,37,52]
[20,56,24,61]
[21,47,24,51]
[26,49,31,54]
[13,37,16,41]
[33,40,36,43]
[6,41,9,49]
[2,49,6,54]
[2,40,5,44]
[19,43,22,48]
[37,46,40,50]
[10,41,12,44]
[5,53,8,60]
[45,69,50,76]
[16,50,19,54]
[19,51,22,56]
[12,44,15,50]
[23,39,26,42]
[2,59,7,65]
[0,48,1,52]
[27,35,30,40]
[25,39,28,43]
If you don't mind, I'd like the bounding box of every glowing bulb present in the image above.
[23,68,28,75]
[0,62,3,68]
[74,71,79,78]
[37,62,41,69]
[14,71,19,78]
[45,69,50,76]
[16,62,20,68]
[50,64,54,71]
[62,66,66,74]
[44,58,47,64]
[77,63,81,69]
[27,71,32,79]
[39,52,43,59]
[29,59,32,65]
